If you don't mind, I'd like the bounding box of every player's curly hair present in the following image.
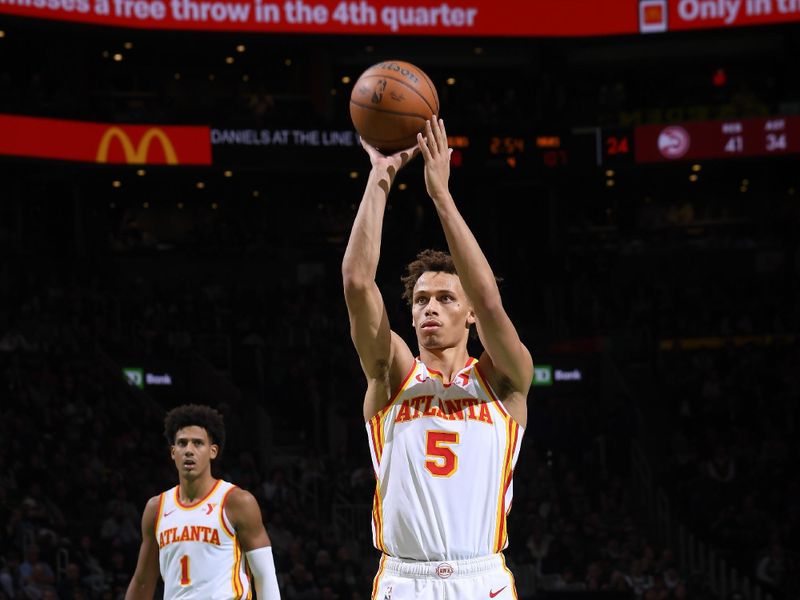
[163,404,226,454]
[401,249,457,305]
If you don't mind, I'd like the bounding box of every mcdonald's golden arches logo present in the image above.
[96,127,179,164]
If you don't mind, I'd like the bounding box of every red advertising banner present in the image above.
[0,114,212,165]
[638,0,800,33]
[0,0,635,35]
[634,115,800,163]
[1,0,799,35]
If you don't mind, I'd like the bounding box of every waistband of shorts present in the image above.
[381,553,505,578]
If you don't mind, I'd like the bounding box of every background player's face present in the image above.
[171,425,218,480]
[411,271,475,350]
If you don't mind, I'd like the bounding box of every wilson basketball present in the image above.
[349,60,440,153]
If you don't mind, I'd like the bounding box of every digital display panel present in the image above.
[634,116,800,163]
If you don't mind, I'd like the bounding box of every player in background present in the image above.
[342,117,533,599]
[125,403,280,600]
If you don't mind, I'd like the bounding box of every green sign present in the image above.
[533,365,552,386]
[123,367,144,389]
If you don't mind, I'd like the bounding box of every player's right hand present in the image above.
[361,138,419,178]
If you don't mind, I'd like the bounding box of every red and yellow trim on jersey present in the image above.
[175,479,223,510]
[371,474,387,553]
[231,537,245,598]
[424,356,477,387]
[473,364,521,553]
[219,485,238,539]
[373,360,418,422]
[153,492,167,539]
[243,556,254,600]
[370,554,388,600]
[367,414,387,553]
[367,362,419,553]
[494,417,520,552]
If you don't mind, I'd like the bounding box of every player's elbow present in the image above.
[342,268,372,296]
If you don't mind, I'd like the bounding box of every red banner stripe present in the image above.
[2,0,800,36]
[0,114,212,165]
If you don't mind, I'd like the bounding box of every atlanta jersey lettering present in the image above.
[366,358,524,561]
[155,480,251,600]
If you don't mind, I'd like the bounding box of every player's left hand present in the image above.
[418,117,452,202]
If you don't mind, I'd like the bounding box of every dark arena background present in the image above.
[1,2,799,599]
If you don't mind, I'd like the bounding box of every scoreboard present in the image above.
[634,116,800,163]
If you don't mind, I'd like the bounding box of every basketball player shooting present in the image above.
[342,117,533,599]
[125,404,281,599]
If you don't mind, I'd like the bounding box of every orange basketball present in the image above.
[349,60,440,153]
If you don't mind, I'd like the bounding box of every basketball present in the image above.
[349,60,440,153]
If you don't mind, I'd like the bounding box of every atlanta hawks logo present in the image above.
[205,503,217,515]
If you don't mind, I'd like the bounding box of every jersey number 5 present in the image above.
[425,430,460,477]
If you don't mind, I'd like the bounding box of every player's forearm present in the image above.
[433,195,501,306]
[124,579,156,600]
[342,167,394,284]
[247,547,281,599]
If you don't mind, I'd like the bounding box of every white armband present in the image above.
[245,546,281,600]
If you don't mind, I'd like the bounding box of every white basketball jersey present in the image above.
[366,358,524,561]
[155,480,251,600]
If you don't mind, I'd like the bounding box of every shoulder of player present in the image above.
[140,494,163,530]
[223,487,262,526]
[143,494,163,513]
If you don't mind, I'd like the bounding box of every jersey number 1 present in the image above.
[425,430,460,477]
[180,555,191,586]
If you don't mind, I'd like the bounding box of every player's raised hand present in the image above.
[361,138,418,181]
[418,117,452,202]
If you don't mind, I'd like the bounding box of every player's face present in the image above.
[171,426,218,480]
[411,271,475,349]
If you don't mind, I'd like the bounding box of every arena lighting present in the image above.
[606,179,615,187]
[142,201,150,208]
[712,68,727,87]
[689,174,698,182]
[123,41,133,49]
[211,202,219,210]
[0,30,5,37]
[225,56,234,64]
[692,163,702,172]
[605,169,615,177]
[196,181,205,189]
[284,58,292,66]
[473,47,483,55]
[349,171,359,179]
[208,73,215,81]
[446,77,456,85]
[177,202,184,209]
[242,74,249,82]
[398,183,408,190]
[113,53,123,61]
[174,72,181,80]
[112,180,121,188]
[136,169,145,176]
[252,190,260,198]
[223,170,233,177]
[341,76,351,84]
[236,44,246,52]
